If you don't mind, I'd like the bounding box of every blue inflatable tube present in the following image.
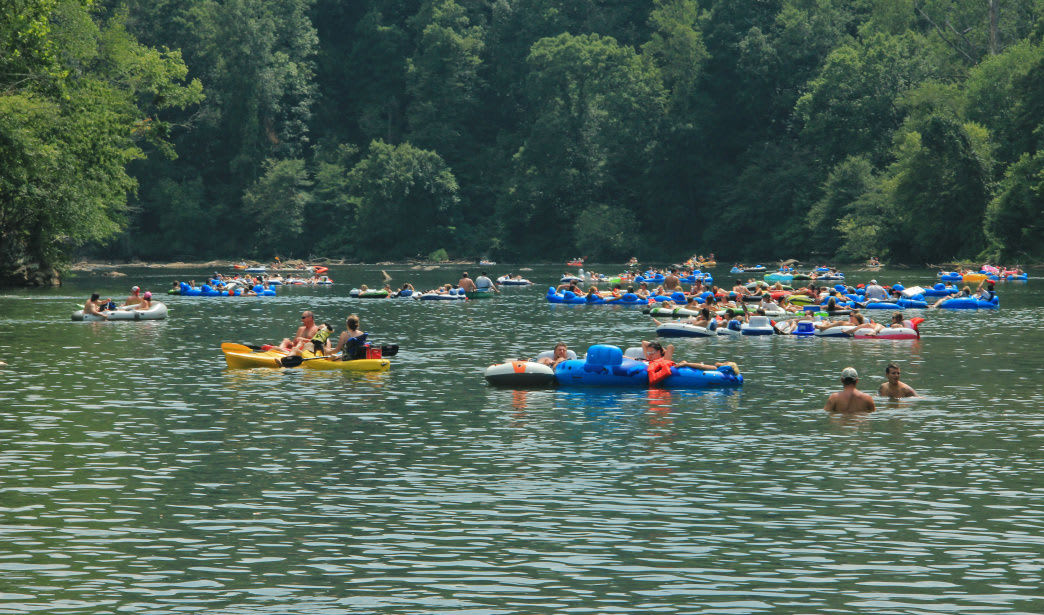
[939,272,963,282]
[897,298,927,309]
[937,295,1000,309]
[546,288,589,304]
[925,283,958,297]
[553,345,743,388]
[863,301,901,310]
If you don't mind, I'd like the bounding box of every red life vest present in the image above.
[648,358,675,385]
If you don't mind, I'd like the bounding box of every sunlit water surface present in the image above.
[1,265,1042,614]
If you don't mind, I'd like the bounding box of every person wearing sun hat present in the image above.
[122,285,143,307]
[824,366,876,413]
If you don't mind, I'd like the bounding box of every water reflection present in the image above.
[1,265,1044,614]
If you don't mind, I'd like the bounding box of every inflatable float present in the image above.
[221,343,391,371]
[813,317,923,339]
[936,296,999,310]
[497,276,532,286]
[349,288,389,298]
[178,282,276,297]
[553,344,743,388]
[484,349,578,387]
[417,289,468,300]
[656,322,716,338]
[72,302,168,321]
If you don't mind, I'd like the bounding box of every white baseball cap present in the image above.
[869,279,877,285]
[841,367,858,381]
[131,286,140,292]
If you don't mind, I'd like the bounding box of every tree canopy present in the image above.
[5,0,1044,280]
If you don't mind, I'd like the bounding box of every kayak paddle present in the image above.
[279,353,342,368]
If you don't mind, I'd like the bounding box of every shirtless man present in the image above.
[84,293,109,319]
[457,272,477,293]
[824,367,876,413]
[879,363,917,398]
[538,342,572,367]
[280,310,319,351]
[663,269,681,291]
[123,286,143,307]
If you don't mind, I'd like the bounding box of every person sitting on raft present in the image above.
[281,310,319,351]
[634,282,650,299]
[537,342,572,368]
[816,311,865,331]
[134,292,153,311]
[330,314,367,360]
[931,285,973,308]
[458,272,477,293]
[475,271,499,293]
[975,279,997,302]
[84,293,110,319]
[123,286,143,307]
[640,340,738,372]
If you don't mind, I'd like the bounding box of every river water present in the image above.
[1,264,1042,614]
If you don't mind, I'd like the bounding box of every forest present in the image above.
[2,0,1044,284]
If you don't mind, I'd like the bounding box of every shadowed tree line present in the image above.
[3,0,1044,283]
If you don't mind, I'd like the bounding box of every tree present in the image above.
[505,33,666,257]
[242,158,312,256]
[0,2,201,284]
[985,151,1044,261]
[575,204,639,261]
[807,156,875,256]
[405,0,484,162]
[346,140,459,259]
[883,116,992,262]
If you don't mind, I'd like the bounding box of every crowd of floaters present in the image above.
[68,256,1027,390]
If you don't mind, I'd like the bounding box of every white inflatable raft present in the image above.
[656,322,715,338]
[72,302,168,321]
[484,349,577,387]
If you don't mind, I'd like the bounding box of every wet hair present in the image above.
[346,314,360,331]
[91,293,100,301]
[699,308,710,319]
[891,311,903,323]
[646,341,664,355]
[885,362,900,375]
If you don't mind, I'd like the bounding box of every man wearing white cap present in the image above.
[122,285,143,307]
[824,366,876,413]
[864,279,888,302]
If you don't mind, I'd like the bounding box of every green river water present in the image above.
[1,264,1043,614]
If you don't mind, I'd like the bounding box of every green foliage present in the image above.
[346,140,459,260]
[883,116,992,262]
[575,204,638,262]
[0,0,201,279]
[428,247,449,262]
[985,151,1044,261]
[242,158,313,256]
[505,32,665,257]
[6,0,1044,269]
[807,156,875,256]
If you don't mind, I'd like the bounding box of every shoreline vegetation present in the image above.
[64,259,1040,272]
[3,3,1044,289]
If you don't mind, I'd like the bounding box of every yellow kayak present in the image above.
[221,343,390,371]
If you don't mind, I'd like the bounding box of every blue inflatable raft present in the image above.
[553,345,743,388]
